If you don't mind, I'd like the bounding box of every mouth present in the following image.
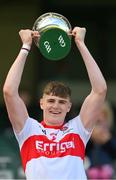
[49,111,61,115]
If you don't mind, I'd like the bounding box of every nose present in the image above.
[52,101,59,108]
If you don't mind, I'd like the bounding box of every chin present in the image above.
[45,114,65,125]
[48,119,64,126]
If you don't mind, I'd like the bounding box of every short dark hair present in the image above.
[42,81,71,100]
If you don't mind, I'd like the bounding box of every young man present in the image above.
[3,27,107,179]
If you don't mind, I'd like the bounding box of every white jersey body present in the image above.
[14,115,92,180]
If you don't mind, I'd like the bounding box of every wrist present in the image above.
[20,44,31,55]
[75,40,85,48]
[22,44,31,51]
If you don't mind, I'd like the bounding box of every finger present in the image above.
[68,32,73,36]
[31,32,40,39]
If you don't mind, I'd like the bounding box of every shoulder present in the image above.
[67,115,93,146]
[14,117,42,146]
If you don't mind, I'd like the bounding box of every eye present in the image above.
[47,99,55,103]
[59,100,67,104]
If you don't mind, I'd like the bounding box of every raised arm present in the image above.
[3,29,39,133]
[72,27,107,130]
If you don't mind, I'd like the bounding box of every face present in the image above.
[40,94,72,126]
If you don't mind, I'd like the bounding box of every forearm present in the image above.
[3,48,29,96]
[77,41,107,94]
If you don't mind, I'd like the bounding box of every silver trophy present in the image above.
[32,12,72,60]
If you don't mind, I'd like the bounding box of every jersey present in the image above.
[14,115,92,180]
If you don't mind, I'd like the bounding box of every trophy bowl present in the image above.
[32,12,72,60]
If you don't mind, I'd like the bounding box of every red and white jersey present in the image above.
[14,115,92,180]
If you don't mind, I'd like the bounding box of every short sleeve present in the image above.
[13,117,40,149]
[68,115,93,146]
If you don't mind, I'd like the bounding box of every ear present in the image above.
[40,98,44,110]
[67,102,72,112]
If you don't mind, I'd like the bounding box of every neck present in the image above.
[41,120,64,129]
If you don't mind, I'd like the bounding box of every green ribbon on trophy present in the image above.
[32,12,72,61]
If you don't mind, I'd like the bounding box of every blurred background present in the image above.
[0,0,116,179]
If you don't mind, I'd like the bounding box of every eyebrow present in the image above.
[59,99,68,103]
[47,98,68,103]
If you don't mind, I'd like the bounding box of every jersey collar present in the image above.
[41,120,64,129]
